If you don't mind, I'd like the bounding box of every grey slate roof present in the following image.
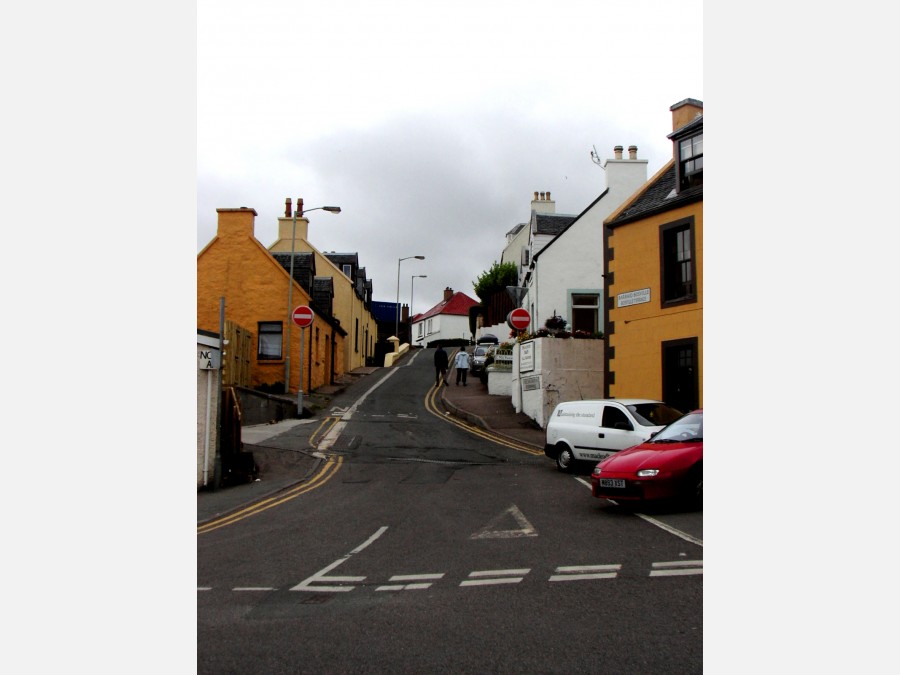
[534,213,576,236]
[312,276,334,316]
[606,163,702,227]
[272,252,315,291]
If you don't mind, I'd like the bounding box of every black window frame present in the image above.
[677,131,703,190]
[257,321,283,361]
[659,217,697,307]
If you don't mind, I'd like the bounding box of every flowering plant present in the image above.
[544,314,568,331]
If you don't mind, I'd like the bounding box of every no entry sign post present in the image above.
[292,305,314,415]
[507,307,531,333]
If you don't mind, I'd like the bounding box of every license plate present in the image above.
[599,479,625,488]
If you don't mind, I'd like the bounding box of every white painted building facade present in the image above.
[494,148,649,337]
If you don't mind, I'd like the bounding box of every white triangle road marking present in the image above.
[470,504,538,539]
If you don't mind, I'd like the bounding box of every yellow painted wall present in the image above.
[269,218,378,371]
[607,201,703,404]
[197,208,346,393]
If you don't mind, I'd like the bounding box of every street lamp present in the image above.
[285,197,341,404]
[396,255,425,342]
[410,274,427,343]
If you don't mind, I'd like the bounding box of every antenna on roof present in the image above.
[590,145,606,170]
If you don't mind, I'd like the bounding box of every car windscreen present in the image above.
[474,347,487,356]
[652,412,703,441]
[628,403,684,427]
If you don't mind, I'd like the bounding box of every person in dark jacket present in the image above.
[434,346,449,386]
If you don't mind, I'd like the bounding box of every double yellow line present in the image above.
[424,382,543,456]
[197,416,345,535]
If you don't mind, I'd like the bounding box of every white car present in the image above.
[544,399,683,472]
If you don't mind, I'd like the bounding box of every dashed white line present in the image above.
[232,587,277,591]
[650,560,703,577]
[549,564,621,582]
[376,573,445,592]
[460,568,530,587]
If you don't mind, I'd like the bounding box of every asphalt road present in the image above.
[198,350,703,673]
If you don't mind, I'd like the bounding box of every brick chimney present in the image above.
[670,98,703,132]
[276,197,310,243]
[530,190,556,215]
[444,287,454,302]
[216,207,258,239]
[602,146,648,199]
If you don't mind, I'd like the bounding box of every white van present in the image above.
[544,399,683,472]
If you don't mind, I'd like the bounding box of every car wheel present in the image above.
[686,463,702,504]
[555,443,575,472]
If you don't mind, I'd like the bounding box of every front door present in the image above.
[662,337,699,414]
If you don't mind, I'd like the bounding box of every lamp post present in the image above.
[285,197,341,401]
[396,255,425,343]
[410,274,427,344]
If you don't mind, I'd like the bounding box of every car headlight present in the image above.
[636,469,659,477]
[592,466,602,477]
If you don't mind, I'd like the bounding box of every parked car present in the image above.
[545,399,683,472]
[470,345,490,376]
[591,409,703,504]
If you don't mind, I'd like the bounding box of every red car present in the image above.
[591,409,702,504]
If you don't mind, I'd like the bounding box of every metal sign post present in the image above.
[298,326,305,416]
[291,305,315,417]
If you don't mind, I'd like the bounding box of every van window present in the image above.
[601,406,632,430]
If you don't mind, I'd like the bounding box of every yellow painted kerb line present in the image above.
[197,415,346,535]
[424,383,542,456]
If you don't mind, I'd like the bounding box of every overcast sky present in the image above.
[197,0,703,317]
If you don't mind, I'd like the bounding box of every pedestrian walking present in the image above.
[454,348,470,386]
[434,345,449,386]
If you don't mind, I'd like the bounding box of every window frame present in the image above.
[659,217,697,308]
[677,131,703,191]
[257,321,283,361]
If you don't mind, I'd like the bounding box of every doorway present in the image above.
[662,337,699,413]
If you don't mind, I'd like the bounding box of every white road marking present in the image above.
[575,476,703,547]
[549,564,621,582]
[375,573,445,591]
[290,526,389,592]
[197,587,212,591]
[650,560,703,577]
[232,587,276,591]
[470,505,537,539]
[461,568,530,587]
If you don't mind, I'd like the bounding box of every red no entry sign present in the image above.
[507,308,531,331]
[292,305,314,328]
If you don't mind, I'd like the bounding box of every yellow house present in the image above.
[197,207,347,395]
[603,99,703,413]
[268,199,379,372]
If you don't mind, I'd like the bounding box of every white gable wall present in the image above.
[413,313,471,345]
[524,152,648,334]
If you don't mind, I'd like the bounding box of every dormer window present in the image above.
[342,264,352,277]
[678,132,703,190]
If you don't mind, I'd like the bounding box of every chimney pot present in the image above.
[534,191,538,201]
[546,191,551,200]
[614,145,623,160]
[284,198,292,218]
[628,145,637,160]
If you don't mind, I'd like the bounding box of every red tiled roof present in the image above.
[415,291,478,322]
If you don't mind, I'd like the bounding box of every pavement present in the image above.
[197,351,546,526]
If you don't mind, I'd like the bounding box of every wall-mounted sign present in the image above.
[522,375,541,391]
[617,288,651,308]
[198,349,220,370]
[519,341,534,373]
